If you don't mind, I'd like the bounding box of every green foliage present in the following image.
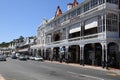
[0,42,11,47]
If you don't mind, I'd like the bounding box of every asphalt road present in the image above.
[0,58,120,80]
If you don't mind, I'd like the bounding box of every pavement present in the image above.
[0,75,5,80]
[45,60,120,75]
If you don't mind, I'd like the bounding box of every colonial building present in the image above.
[42,0,120,69]
[9,36,36,55]
[30,19,47,57]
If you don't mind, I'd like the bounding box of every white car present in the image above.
[29,56,35,60]
[34,56,43,61]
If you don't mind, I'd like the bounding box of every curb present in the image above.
[45,60,120,75]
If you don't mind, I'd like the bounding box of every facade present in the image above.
[40,0,120,69]
[9,36,36,55]
[0,47,11,55]
[30,19,47,57]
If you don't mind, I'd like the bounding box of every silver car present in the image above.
[34,56,43,61]
[0,55,6,61]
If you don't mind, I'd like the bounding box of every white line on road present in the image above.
[0,74,5,80]
[67,71,104,80]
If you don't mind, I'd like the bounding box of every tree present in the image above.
[0,42,10,47]
[19,36,24,42]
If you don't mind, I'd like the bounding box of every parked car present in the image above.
[0,55,6,61]
[25,55,29,59]
[16,53,20,58]
[11,54,17,59]
[29,56,35,60]
[34,56,43,61]
[18,55,27,61]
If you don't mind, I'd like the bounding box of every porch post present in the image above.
[41,48,43,56]
[44,48,46,59]
[76,45,79,63]
[65,46,69,63]
[66,27,69,39]
[105,44,108,69]
[36,49,39,56]
[80,45,82,65]
[33,49,35,56]
[101,43,105,68]
[81,45,84,66]
[50,47,53,61]
[92,44,95,66]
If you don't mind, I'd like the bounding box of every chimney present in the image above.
[67,3,73,10]
[73,0,78,7]
[67,0,78,10]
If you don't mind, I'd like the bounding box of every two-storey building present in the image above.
[44,0,120,68]
[9,36,36,56]
[30,19,47,57]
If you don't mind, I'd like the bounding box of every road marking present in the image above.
[0,74,5,80]
[67,71,104,80]
[107,73,120,76]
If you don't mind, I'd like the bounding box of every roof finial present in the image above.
[55,6,62,18]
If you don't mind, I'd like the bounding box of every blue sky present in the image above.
[0,0,82,43]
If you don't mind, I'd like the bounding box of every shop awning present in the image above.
[18,48,28,52]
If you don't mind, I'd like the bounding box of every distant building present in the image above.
[9,36,36,55]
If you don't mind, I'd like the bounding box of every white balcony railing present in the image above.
[46,33,105,45]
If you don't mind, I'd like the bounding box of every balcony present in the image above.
[46,33,105,46]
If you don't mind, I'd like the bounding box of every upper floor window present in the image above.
[84,2,90,12]
[98,0,105,5]
[106,13,118,32]
[71,10,77,18]
[65,13,71,20]
[77,7,82,15]
[91,0,98,8]
[106,0,118,4]
[61,15,66,23]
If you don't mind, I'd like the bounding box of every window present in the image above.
[106,13,118,32]
[98,0,105,4]
[84,2,90,12]
[71,10,77,18]
[56,19,60,25]
[98,15,106,32]
[106,0,118,4]
[91,0,98,8]
[62,28,66,39]
[98,16,103,32]
[66,13,71,20]
[77,7,82,15]
[69,23,81,34]
[61,15,66,23]
[85,17,98,30]
[47,34,52,43]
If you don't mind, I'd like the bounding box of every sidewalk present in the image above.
[45,60,120,75]
[0,75,5,80]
